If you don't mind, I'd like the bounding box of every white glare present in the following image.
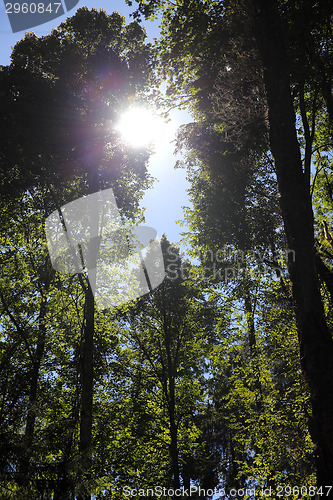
[116,107,172,149]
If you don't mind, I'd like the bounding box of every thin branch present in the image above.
[0,292,34,361]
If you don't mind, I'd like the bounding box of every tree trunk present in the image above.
[251,0,333,488]
[167,355,180,488]
[19,267,51,485]
[243,278,264,413]
[77,282,94,500]
[19,328,46,484]
[169,395,180,489]
[77,164,99,500]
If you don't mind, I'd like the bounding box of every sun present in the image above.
[116,107,172,149]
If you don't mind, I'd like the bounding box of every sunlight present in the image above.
[116,107,173,149]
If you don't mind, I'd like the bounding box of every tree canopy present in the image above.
[1,1,333,498]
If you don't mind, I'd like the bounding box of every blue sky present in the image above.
[0,0,192,247]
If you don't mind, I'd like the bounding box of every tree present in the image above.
[250,0,333,487]
[117,237,220,490]
[129,0,333,488]
[204,276,315,492]
[0,188,84,499]
[0,7,154,498]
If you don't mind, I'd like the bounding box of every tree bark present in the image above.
[251,0,333,489]
[165,328,180,489]
[19,323,46,485]
[77,282,94,500]
[168,385,180,490]
[19,266,52,485]
[77,169,98,500]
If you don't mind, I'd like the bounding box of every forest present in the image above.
[0,0,333,498]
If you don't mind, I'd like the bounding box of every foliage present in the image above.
[128,0,333,490]
[1,0,332,497]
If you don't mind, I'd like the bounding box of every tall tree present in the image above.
[0,7,154,498]
[118,237,220,489]
[129,0,333,487]
[250,0,333,487]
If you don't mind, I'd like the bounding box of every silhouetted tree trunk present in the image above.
[169,396,180,489]
[77,282,94,500]
[166,334,180,489]
[19,325,46,483]
[19,265,52,484]
[77,167,98,500]
[251,0,333,489]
